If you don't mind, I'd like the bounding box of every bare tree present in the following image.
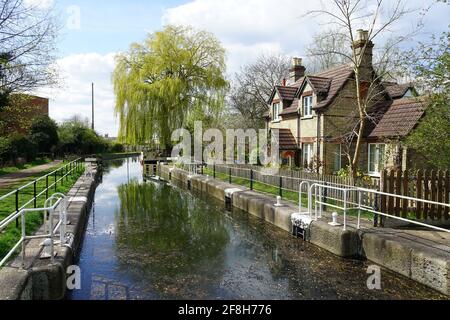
[0,0,58,110]
[306,0,420,177]
[306,30,350,73]
[228,54,290,129]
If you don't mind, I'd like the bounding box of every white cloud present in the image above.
[36,52,118,137]
[163,0,321,75]
[24,0,54,9]
[163,0,448,75]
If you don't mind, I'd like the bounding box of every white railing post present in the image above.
[343,190,347,231]
[319,185,323,219]
[50,208,54,263]
[357,190,362,230]
[21,210,26,269]
[59,204,64,245]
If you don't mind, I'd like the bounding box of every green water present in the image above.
[68,158,447,300]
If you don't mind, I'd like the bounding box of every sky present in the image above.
[31,0,449,137]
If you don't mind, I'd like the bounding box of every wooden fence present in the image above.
[381,169,450,221]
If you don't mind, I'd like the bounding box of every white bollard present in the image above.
[328,212,342,227]
[40,238,53,259]
[274,196,284,207]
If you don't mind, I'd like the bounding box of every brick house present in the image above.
[0,94,49,135]
[265,30,425,177]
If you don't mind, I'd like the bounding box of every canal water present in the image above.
[68,157,446,300]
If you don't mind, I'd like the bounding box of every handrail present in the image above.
[0,159,83,232]
[0,196,67,268]
[0,158,83,201]
[308,183,450,233]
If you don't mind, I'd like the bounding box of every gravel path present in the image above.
[0,160,62,188]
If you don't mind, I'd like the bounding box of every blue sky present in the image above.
[31,0,449,137]
[54,0,187,55]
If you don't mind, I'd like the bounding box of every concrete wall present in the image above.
[161,165,450,296]
[0,164,100,300]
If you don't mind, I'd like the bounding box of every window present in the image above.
[333,144,342,172]
[302,143,313,168]
[303,96,313,117]
[368,144,385,176]
[273,103,281,121]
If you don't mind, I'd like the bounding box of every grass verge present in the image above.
[0,158,52,178]
[0,163,85,261]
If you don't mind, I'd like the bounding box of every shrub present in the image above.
[9,134,37,162]
[30,115,59,153]
[110,142,125,153]
[0,136,12,164]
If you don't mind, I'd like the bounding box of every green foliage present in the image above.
[30,115,59,153]
[113,25,228,149]
[404,31,450,168]
[58,117,109,155]
[0,136,12,163]
[9,134,37,162]
[110,142,125,153]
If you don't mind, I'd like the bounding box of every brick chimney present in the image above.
[289,57,306,83]
[352,29,374,82]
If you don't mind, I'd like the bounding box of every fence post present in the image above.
[54,171,57,192]
[46,175,49,199]
[279,176,283,198]
[33,181,37,208]
[250,169,254,190]
[15,189,19,228]
[229,167,232,184]
[213,163,216,179]
[322,181,328,212]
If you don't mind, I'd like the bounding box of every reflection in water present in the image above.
[68,158,447,300]
[115,181,229,298]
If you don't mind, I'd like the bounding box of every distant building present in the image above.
[0,94,49,135]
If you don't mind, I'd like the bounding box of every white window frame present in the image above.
[272,102,281,122]
[303,96,313,118]
[368,143,385,176]
[302,143,314,167]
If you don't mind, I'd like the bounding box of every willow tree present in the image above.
[113,25,228,150]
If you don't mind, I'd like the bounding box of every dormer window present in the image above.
[273,102,281,121]
[303,96,313,117]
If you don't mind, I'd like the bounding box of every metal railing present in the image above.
[0,158,83,229]
[308,183,450,233]
[169,163,450,233]
[0,193,69,268]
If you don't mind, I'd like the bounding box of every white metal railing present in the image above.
[0,193,70,268]
[308,183,450,233]
[0,159,83,231]
[170,163,450,233]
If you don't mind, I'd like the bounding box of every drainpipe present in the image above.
[316,112,321,174]
[297,110,301,167]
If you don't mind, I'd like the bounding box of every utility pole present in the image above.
[91,82,95,130]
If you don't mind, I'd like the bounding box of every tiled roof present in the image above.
[384,83,413,99]
[312,64,354,109]
[273,128,298,150]
[304,76,332,94]
[280,99,299,115]
[276,86,298,101]
[369,98,426,138]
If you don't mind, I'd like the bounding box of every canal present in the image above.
[68,157,446,300]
